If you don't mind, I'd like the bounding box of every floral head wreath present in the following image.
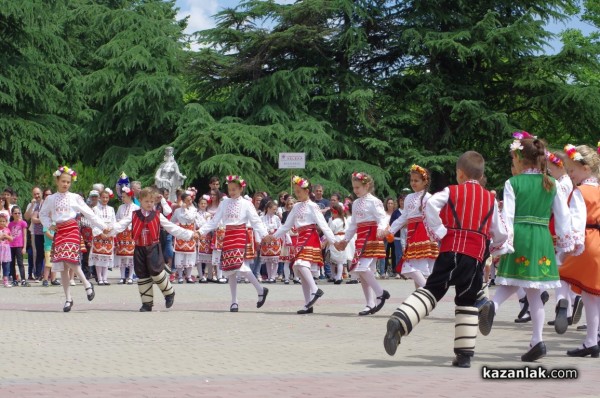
[545,151,563,168]
[331,208,339,216]
[186,187,197,197]
[201,194,211,203]
[121,186,134,197]
[409,164,428,182]
[53,166,77,182]
[564,144,584,162]
[103,188,114,199]
[225,175,247,188]
[292,175,310,189]
[509,131,537,155]
[352,172,370,185]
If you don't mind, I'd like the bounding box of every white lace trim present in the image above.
[495,277,561,289]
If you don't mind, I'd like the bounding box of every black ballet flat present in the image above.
[230,303,239,312]
[521,342,546,362]
[256,287,269,308]
[165,291,175,308]
[567,344,600,358]
[514,312,531,323]
[553,298,569,334]
[85,283,95,301]
[371,290,391,314]
[63,300,73,313]
[305,288,324,308]
[359,306,373,316]
[297,307,313,314]
[333,279,343,285]
[139,303,153,312]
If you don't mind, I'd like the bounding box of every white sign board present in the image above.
[278,152,306,169]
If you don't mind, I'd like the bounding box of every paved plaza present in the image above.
[0,274,598,397]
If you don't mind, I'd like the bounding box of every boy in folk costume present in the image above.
[115,186,139,284]
[384,152,510,368]
[110,187,199,311]
[335,172,391,316]
[40,166,109,312]
[198,176,269,312]
[266,176,337,314]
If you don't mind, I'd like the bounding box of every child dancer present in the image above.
[0,214,13,287]
[384,151,509,368]
[171,192,198,283]
[559,143,600,357]
[40,166,108,312]
[261,201,282,283]
[280,197,298,284]
[198,176,269,312]
[328,204,347,284]
[110,187,199,311]
[267,176,336,314]
[336,172,390,315]
[90,188,116,285]
[195,195,213,282]
[207,189,226,283]
[8,206,28,286]
[115,186,139,285]
[389,165,439,287]
[478,135,574,362]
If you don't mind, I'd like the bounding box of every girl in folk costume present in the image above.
[389,165,439,287]
[478,135,575,362]
[110,187,199,311]
[195,195,213,282]
[559,143,600,357]
[207,189,227,283]
[171,192,198,283]
[261,201,282,283]
[90,188,117,286]
[0,214,13,287]
[267,176,336,314]
[40,166,108,312]
[198,176,269,312]
[280,197,299,284]
[327,203,347,284]
[115,186,139,285]
[545,150,584,331]
[336,173,390,316]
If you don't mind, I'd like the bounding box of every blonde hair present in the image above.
[576,145,600,178]
[139,187,158,200]
[351,172,375,193]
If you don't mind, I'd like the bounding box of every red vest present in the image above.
[439,183,495,262]
[131,210,161,247]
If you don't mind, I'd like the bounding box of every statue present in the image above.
[155,146,186,202]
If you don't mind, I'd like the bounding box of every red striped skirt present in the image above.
[294,224,323,266]
[115,229,135,257]
[350,221,385,272]
[396,219,439,272]
[221,225,251,271]
[174,224,196,253]
[52,219,81,264]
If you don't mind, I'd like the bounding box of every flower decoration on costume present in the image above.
[538,256,551,266]
[545,151,563,168]
[331,208,339,216]
[352,172,369,185]
[201,194,211,203]
[104,188,114,199]
[515,256,530,266]
[509,140,524,152]
[409,164,428,182]
[186,187,198,197]
[292,175,310,189]
[564,144,583,162]
[53,166,77,182]
[121,186,134,197]
[512,131,536,140]
[225,175,247,188]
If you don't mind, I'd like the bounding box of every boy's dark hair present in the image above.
[457,151,485,180]
[209,176,220,184]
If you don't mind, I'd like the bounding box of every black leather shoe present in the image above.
[63,300,73,313]
[479,301,495,336]
[297,307,313,314]
[567,344,600,358]
[572,295,584,324]
[514,312,531,323]
[577,324,587,331]
[452,354,471,368]
[540,290,549,305]
[257,287,269,308]
[306,288,324,308]
[85,283,95,301]
[521,342,546,362]
[230,303,239,312]
[346,279,359,284]
[371,290,391,314]
[165,291,175,308]
[383,317,403,356]
[139,303,153,312]
[358,306,373,316]
[554,298,569,334]
[334,279,343,285]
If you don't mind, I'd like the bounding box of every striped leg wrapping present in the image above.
[137,277,154,305]
[391,288,436,336]
[454,306,478,357]
[152,270,174,297]
[476,284,489,302]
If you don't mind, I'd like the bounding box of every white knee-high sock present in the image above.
[556,282,574,316]
[283,262,290,280]
[359,269,384,297]
[525,288,544,346]
[177,268,183,278]
[296,266,317,295]
[127,265,133,279]
[120,267,126,279]
[229,274,238,305]
[301,277,310,305]
[492,285,520,313]
[582,292,600,348]
[217,266,223,279]
[359,273,375,307]
[241,271,263,294]
[185,267,192,278]
[405,271,426,287]
[73,265,91,288]
[61,269,71,301]
[335,263,343,280]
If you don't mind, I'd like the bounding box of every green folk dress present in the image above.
[496,172,564,289]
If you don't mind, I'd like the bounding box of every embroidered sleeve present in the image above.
[423,188,449,242]
[552,186,575,253]
[489,199,512,256]
[567,188,586,255]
